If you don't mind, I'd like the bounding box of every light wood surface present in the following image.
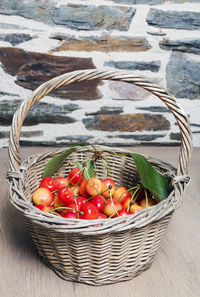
[0,146,199,297]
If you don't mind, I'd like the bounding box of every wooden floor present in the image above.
[0,146,199,297]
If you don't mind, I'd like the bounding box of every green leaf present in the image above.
[129,153,171,201]
[84,160,95,180]
[76,162,83,169]
[43,147,77,178]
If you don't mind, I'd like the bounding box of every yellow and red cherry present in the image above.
[53,194,66,209]
[129,203,143,214]
[79,180,90,198]
[114,210,130,217]
[52,176,69,190]
[58,187,74,205]
[86,177,102,196]
[36,204,54,213]
[102,199,122,217]
[70,185,80,197]
[79,203,99,220]
[90,195,106,213]
[113,186,131,203]
[140,197,156,208]
[40,177,57,192]
[122,197,135,211]
[32,187,54,206]
[68,168,84,186]
[101,178,115,198]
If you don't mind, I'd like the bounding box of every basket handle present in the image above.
[8,69,192,176]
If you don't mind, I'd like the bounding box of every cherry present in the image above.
[97,213,107,219]
[114,210,130,217]
[40,177,56,192]
[134,188,152,203]
[90,195,106,213]
[113,186,131,203]
[79,180,90,198]
[103,199,122,217]
[58,187,74,205]
[52,176,69,190]
[101,178,115,198]
[32,187,54,206]
[61,212,78,219]
[68,168,84,186]
[129,203,143,214]
[36,205,54,213]
[122,197,135,211]
[70,185,80,197]
[79,203,99,220]
[64,202,80,213]
[140,197,156,208]
[86,177,102,196]
[53,194,66,209]
[75,196,88,208]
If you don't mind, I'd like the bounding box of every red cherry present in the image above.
[61,212,78,219]
[58,187,74,205]
[79,203,99,220]
[97,213,107,219]
[68,168,84,186]
[32,187,54,206]
[64,202,80,213]
[40,177,57,192]
[90,195,106,213]
[75,196,88,208]
[52,176,69,190]
[114,210,130,217]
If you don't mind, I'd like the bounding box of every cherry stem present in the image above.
[127,186,141,212]
[117,186,140,202]
[86,186,109,203]
[145,188,148,209]
[65,167,85,192]
[110,189,119,217]
[84,168,107,203]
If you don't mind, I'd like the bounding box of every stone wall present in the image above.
[0,0,200,148]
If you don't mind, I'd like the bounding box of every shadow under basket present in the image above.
[7,69,192,286]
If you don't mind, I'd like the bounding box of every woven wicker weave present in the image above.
[7,69,192,286]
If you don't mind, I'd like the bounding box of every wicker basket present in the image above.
[7,69,192,286]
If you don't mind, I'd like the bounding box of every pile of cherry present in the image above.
[32,168,157,220]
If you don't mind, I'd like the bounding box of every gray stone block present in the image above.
[0,99,78,126]
[166,52,200,99]
[51,4,136,31]
[136,106,169,113]
[0,33,35,45]
[147,9,200,30]
[85,106,123,116]
[160,38,200,55]
[104,61,160,72]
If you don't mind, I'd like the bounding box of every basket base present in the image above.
[38,253,153,286]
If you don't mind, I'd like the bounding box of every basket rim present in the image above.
[8,145,190,235]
